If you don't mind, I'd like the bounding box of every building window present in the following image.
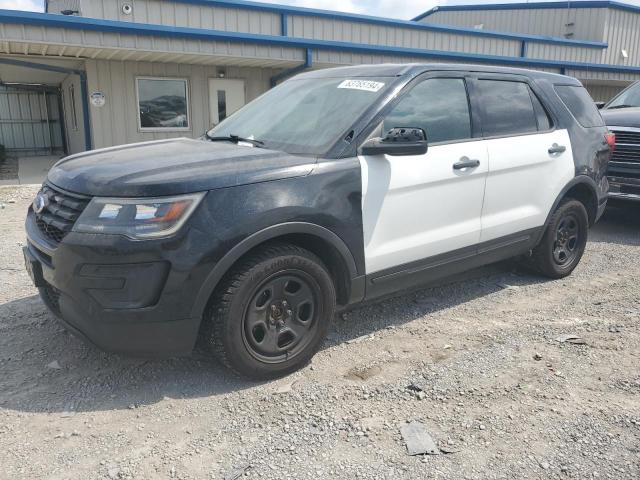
[136,77,190,131]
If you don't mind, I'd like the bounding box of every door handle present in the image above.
[453,157,481,170]
[548,143,566,154]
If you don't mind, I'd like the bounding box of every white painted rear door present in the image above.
[472,78,575,243]
[480,130,574,242]
[208,79,246,127]
[359,77,489,274]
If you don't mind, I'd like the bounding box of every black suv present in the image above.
[24,64,612,379]
[599,81,640,202]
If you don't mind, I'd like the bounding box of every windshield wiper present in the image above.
[205,132,265,147]
[607,104,636,110]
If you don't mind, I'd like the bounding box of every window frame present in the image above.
[469,75,556,140]
[369,72,479,148]
[135,76,191,133]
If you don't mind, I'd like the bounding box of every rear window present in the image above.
[555,85,604,128]
[475,80,551,137]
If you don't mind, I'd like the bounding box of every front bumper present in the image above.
[24,209,206,358]
[608,176,640,202]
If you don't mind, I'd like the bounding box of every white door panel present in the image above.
[480,129,574,242]
[360,141,489,274]
[208,79,246,126]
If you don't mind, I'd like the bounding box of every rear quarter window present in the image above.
[555,85,604,128]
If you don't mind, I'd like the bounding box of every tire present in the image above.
[529,199,589,279]
[202,243,336,379]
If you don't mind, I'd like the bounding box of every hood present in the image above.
[47,138,316,197]
[600,107,640,129]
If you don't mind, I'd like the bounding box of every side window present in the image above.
[383,78,472,144]
[555,85,604,128]
[476,80,540,137]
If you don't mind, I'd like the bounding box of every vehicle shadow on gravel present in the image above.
[590,202,640,246]
[0,262,547,415]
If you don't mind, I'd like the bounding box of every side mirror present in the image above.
[595,101,606,109]
[361,127,428,156]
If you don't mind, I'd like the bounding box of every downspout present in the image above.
[270,48,313,88]
[78,72,92,151]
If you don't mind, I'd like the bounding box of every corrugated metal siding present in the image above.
[602,8,640,66]
[0,85,64,155]
[565,68,640,83]
[422,8,607,42]
[525,43,601,64]
[85,59,278,148]
[77,0,281,34]
[288,15,520,57]
[583,83,627,102]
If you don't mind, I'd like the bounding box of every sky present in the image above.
[1,0,640,20]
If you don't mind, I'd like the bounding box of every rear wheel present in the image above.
[529,199,589,279]
[203,243,336,379]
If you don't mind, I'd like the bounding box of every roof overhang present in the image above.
[1,9,639,77]
[413,1,640,22]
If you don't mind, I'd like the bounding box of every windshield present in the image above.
[207,77,393,155]
[606,81,640,109]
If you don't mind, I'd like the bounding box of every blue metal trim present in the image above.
[270,48,312,87]
[281,12,288,36]
[413,1,640,21]
[0,57,92,151]
[3,10,640,75]
[520,40,527,58]
[44,0,609,48]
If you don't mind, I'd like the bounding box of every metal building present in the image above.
[1,0,640,157]
[415,1,640,101]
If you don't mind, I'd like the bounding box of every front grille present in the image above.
[34,184,90,244]
[611,129,640,166]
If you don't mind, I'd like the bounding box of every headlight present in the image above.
[73,192,205,239]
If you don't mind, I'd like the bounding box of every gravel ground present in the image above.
[1,185,639,480]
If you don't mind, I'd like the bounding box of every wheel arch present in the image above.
[540,176,599,243]
[191,222,363,320]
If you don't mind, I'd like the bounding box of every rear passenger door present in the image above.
[472,77,575,243]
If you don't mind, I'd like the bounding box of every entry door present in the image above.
[359,77,489,274]
[208,79,246,126]
[472,78,575,242]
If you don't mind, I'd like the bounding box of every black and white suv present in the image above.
[24,64,612,379]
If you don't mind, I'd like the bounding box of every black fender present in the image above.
[190,222,362,319]
[536,175,599,244]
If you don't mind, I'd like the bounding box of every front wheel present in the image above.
[203,243,336,379]
[529,199,589,279]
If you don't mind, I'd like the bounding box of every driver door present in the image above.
[359,76,489,278]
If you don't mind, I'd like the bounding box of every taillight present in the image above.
[605,132,616,151]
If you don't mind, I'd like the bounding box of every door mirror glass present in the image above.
[361,127,428,156]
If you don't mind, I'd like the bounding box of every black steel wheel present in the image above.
[530,199,589,279]
[202,243,336,379]
[242,271,321,364]
[552,213,581,266]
